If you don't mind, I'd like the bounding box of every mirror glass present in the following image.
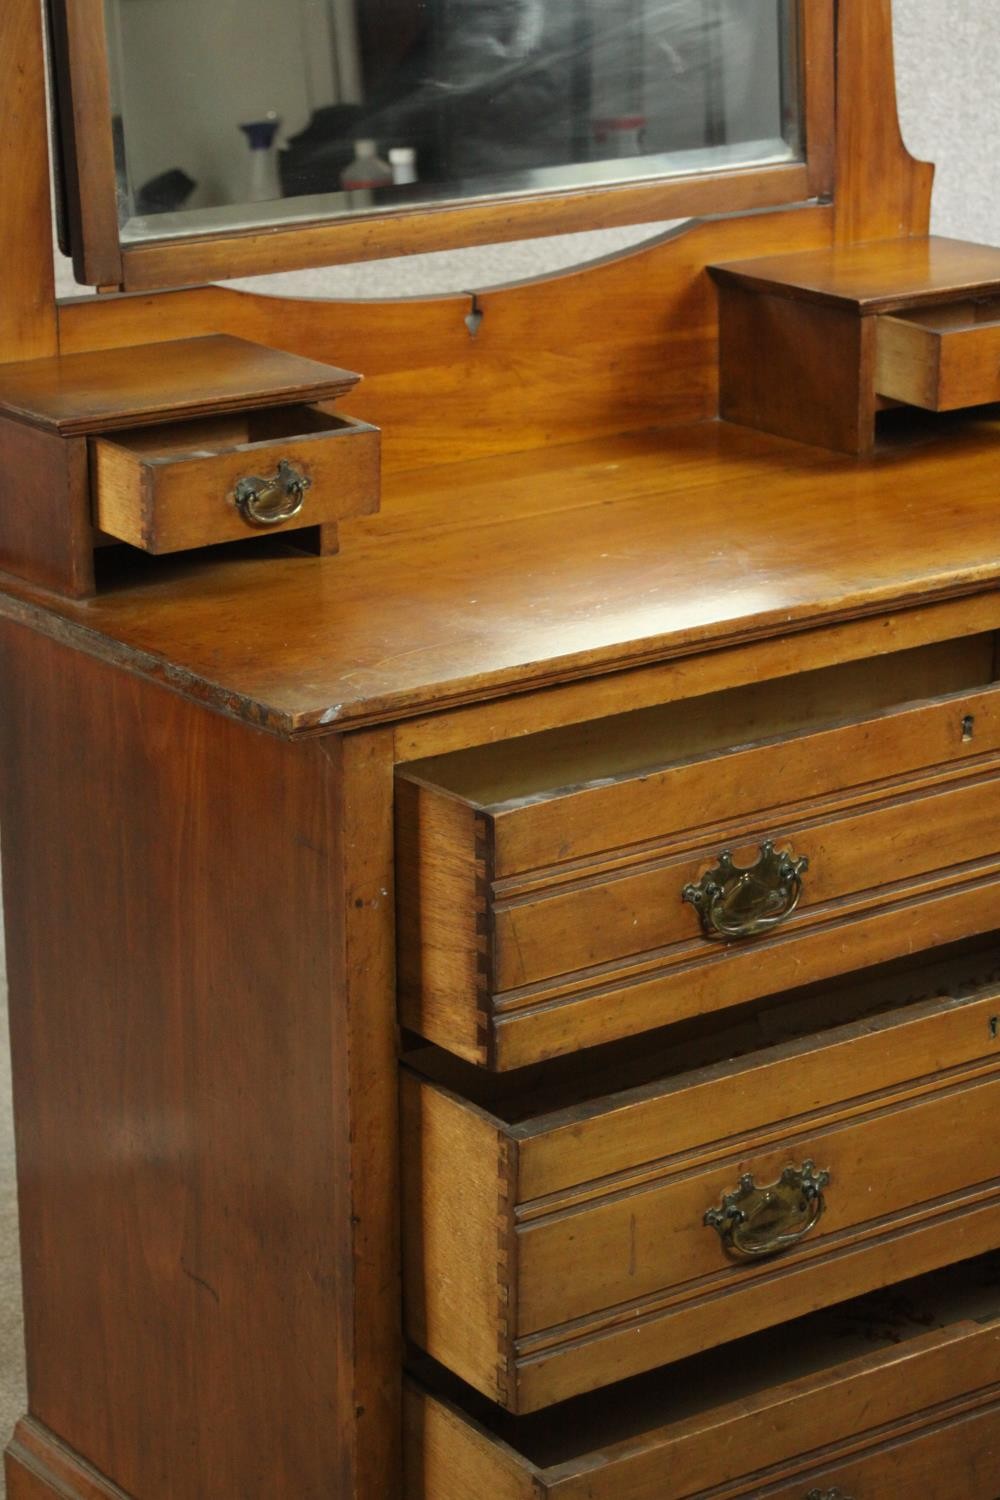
[103,0,802,245]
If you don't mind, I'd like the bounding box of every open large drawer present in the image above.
[404,1255,1000,1498]
[397,634,1000,1070]
[402,941,1000,1411]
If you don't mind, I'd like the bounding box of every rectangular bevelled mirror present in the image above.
[50,0,833,291]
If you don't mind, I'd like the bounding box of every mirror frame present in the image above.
[48,0,835,291]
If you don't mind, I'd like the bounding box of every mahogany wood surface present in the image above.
[0,418,94,598]
[0,627,401,1498]
[712,235,1000,314]
[833,0,934,244]
[405,1264,1000,1498]
[4,414,1000,735]
[57,206,835,474]
[0,0,58,361]
[0,337,361,436]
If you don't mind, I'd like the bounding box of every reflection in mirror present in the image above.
[104,0,802,245]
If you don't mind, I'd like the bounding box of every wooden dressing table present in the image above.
[3,1,1000,1495]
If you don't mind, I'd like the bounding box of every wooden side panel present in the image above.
[0,417,94,597]
[403,1385,539,1500]
[0,626,399,1499]
[834,0,935,244]
[401,1075,513,1406]
[57,206,836,476]
[0,0,57,361]
[717,284,875,453]
[397,779,490,1066]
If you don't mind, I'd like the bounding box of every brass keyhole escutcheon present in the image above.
[234,459,313,528]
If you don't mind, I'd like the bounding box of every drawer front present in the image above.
[92,407,380,553]
[399,676,1000,1069]
[403,981,1000,1412]
[404,1308,1000,1498]
[876,301,1000,411]
[760,1402,1000,1500]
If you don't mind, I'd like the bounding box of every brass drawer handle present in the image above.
[234,459,313,527]
[704,1161,831,1261]
[806,1491,854,1500]
[683,840,808,940]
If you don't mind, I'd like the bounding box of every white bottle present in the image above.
[388,147,418,186]
[239,114,282,203]
[340,140,393,190]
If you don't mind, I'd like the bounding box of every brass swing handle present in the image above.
[806,1490,855,1500]
[234,459,313,528]
[704,1161,831,1261]
[683,840,809,941]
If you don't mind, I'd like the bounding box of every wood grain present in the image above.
[711,236,1000,315]
[876,303,1000,411]
[405,1285,1000,1498]
[46,0,122,288]
[0,0,58,361]
[0,627,400,1499]
[834,0,934,244]
[0,417,94,597]
[717,285,878,452]
[6,414,1000,735]
[404,979,1000,1409]
[393,595,1000,761]
[57,207,836,474]
[0,336,361,436]
[93,411,380,554]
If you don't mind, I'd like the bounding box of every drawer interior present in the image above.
[403,930,1000,1120]
[403,632,998,808]
[98,402,350,463]
[884,297,1000,335]
[407,1251,1000,1495]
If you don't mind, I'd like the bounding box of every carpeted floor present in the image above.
[0,920,25,1497]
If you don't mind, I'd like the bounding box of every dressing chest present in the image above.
[3,2,1000,1496]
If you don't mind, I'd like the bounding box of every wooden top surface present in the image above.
[0,335,361,435]
[4,412,1000,735]
[710,236,1000,314]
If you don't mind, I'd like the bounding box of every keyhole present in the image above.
[962,714,976,743]
[990,1016,999,1041]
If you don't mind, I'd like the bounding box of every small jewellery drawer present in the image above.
[875,298,1000,411]
[397,636,1000,1069]
[402,949,1000,1412]
[91,404,379,554]
[405,1256,1000,1498]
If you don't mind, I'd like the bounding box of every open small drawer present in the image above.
[91,405,379,554]
[0,333,378,594]
[876,298,1000,411]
